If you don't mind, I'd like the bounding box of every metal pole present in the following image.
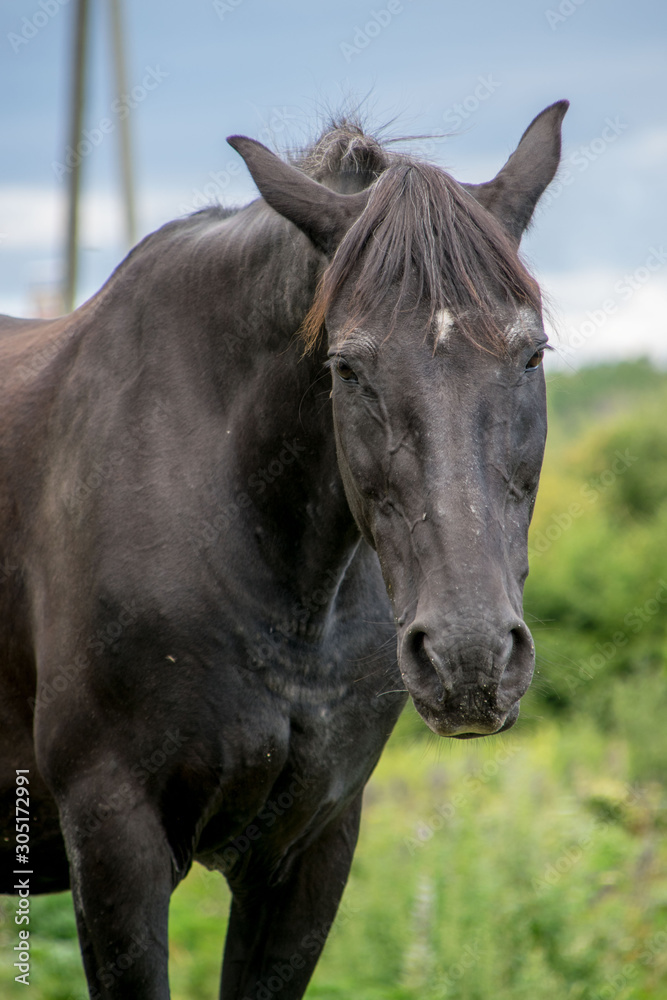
[63,0,89,313]
[109,0,136,248]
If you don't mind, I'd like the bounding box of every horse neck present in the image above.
[189,205,362,605]
[72,204,362,612]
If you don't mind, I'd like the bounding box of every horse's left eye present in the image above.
[336,359,358,382]
[526,349,544,371]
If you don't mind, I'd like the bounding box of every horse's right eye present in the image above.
[336,360,358,382]
[525,349,545,371]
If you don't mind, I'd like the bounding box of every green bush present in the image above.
[523,360,667,739]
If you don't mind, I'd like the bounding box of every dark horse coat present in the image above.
[0,101,567,998]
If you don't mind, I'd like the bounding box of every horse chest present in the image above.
[191,634,399,872]
[196,698,386,881]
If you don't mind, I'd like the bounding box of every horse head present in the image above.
[229,101,567,738]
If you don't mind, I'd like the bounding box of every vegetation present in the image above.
[1,359,666,998]
[524,358,667,773]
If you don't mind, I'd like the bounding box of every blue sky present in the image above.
[1,0,666,366]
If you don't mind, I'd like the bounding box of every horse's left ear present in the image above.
[463,100,569,245]
[227,136,369,256]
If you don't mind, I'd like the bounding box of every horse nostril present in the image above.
[402,629,449,704]
[412,629,430,667]
[509,622,534,664]
[497,622,535,706]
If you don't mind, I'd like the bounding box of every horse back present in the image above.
[0,310,85,687]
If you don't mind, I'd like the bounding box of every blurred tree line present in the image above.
[522,358,667,781]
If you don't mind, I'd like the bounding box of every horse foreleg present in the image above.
[57,777,177,1000]
[219,792,363,1000]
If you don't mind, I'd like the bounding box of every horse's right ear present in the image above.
[227,136,369,257]
[463,100,569,245]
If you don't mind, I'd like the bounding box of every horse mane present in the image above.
[296,120,541,352]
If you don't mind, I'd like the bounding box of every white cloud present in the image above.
[541,261,667,368]
[0,176,259,255]
[0,185,125,251]
[0,186,62,251]
[617,124,667,171]
[0,180,258,315]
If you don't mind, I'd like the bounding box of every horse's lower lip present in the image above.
[412,699,520,739]
[450,703,521,739]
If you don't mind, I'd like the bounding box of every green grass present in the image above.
[2,709,666,999]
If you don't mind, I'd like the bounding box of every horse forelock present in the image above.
[299,133,542,354]
[295,118,393,185]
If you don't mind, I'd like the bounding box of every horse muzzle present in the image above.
[398,616,535,739]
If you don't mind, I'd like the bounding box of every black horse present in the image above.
[0,100,567,998]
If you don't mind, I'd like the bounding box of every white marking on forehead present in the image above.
[506,306,542,344]
[432,305,542,349]
[434,308,455,346]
